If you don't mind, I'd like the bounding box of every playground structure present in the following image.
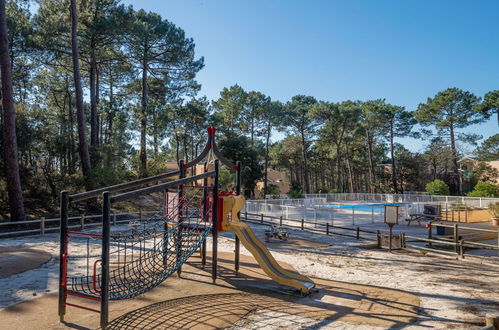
[58,127,314,329]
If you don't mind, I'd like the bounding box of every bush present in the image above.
[287,189,304,199]
[489,202,499,218]
[425,179,450,196]
[467,182,499,198]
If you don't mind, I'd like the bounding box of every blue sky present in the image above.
[126,0,498,153]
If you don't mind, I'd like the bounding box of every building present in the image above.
[254,169,291,199]
[458,157,499,184]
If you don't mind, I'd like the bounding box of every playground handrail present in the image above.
[111,171,215,202]
[69,170,181,202]
[69,170,180,202]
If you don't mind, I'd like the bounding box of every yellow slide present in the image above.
[221,196,315,294]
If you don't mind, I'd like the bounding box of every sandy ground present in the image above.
[0,221,498,329]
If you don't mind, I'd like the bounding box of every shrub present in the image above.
[425,179,450,196]
[287,189,304,199]
[467,182,499,198]
[489,202,499,218]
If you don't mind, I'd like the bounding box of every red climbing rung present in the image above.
[65,302,100,313]
[67,231,102,238]
[66,290,101,302]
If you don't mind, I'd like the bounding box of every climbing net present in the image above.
[65,186,213,300]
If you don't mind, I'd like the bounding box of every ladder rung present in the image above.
[65,302,100,313]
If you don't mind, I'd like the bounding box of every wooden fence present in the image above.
[403,222,499,258]
[243,211,377,241]
[0,210,158,238]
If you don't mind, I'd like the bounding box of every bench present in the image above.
[406,213,441,226]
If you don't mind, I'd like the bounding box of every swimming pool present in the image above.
[326,203,406,214]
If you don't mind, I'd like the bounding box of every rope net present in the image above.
[66,186,213,300]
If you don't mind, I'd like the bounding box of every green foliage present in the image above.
[264,184,280,196]
[467,182,499,198]
[489,202,499,218]
[218,134,262,198]
[287,189,304,199]
[425,179,450,196]
[475,134,499,161]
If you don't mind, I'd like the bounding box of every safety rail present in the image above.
[242,211,377,241]
[69,170,180,202]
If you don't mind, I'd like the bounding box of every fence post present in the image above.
[113,212,117,226]
[326,223,329,235]
[80,214,85,230]
[497,229,499,257]
[279,216,283,226]
[261,214,264,224]
[39,217,45,235]
[245,212,248,221]
[301,219,304,230]
[459,240,464,258]
[428,223,432,248]
[356,227,360,240]
[352,208,355,225]
[376,230,381,248]
[454,224,459,255]
[371,207,374,224]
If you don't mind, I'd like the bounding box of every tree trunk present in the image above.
[139,49,148,177]
[105,80,114,145]
[366,130,376,193]
[336,144,342,191]
[89,51,98,151]
[0,0,25,221]
[449,123,460,193]
[300,130,310,194]
[263,120,271,198]
[345,142,355,193]
[390,123,398,193]
[70,0,91,180]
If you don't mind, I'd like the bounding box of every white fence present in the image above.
[265,193,499,209]
[244,200,392,227]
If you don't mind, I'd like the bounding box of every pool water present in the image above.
[326,203,406,214]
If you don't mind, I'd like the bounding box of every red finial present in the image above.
[207,126,216,136]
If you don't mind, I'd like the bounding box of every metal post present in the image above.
[356,227,360,240]
[376,229,381,248]
[212,160,219,283]
[177,160,185,277]
[202,162,208,269]
[58,191,69,323]
[100,192,111,329]
[235,161,241,275]
[279,216,283,226]
[301,218,304,230]
[326,223,329,235]
[41,217,45,235]
[261,214,264,224]
[80,214,84,230]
